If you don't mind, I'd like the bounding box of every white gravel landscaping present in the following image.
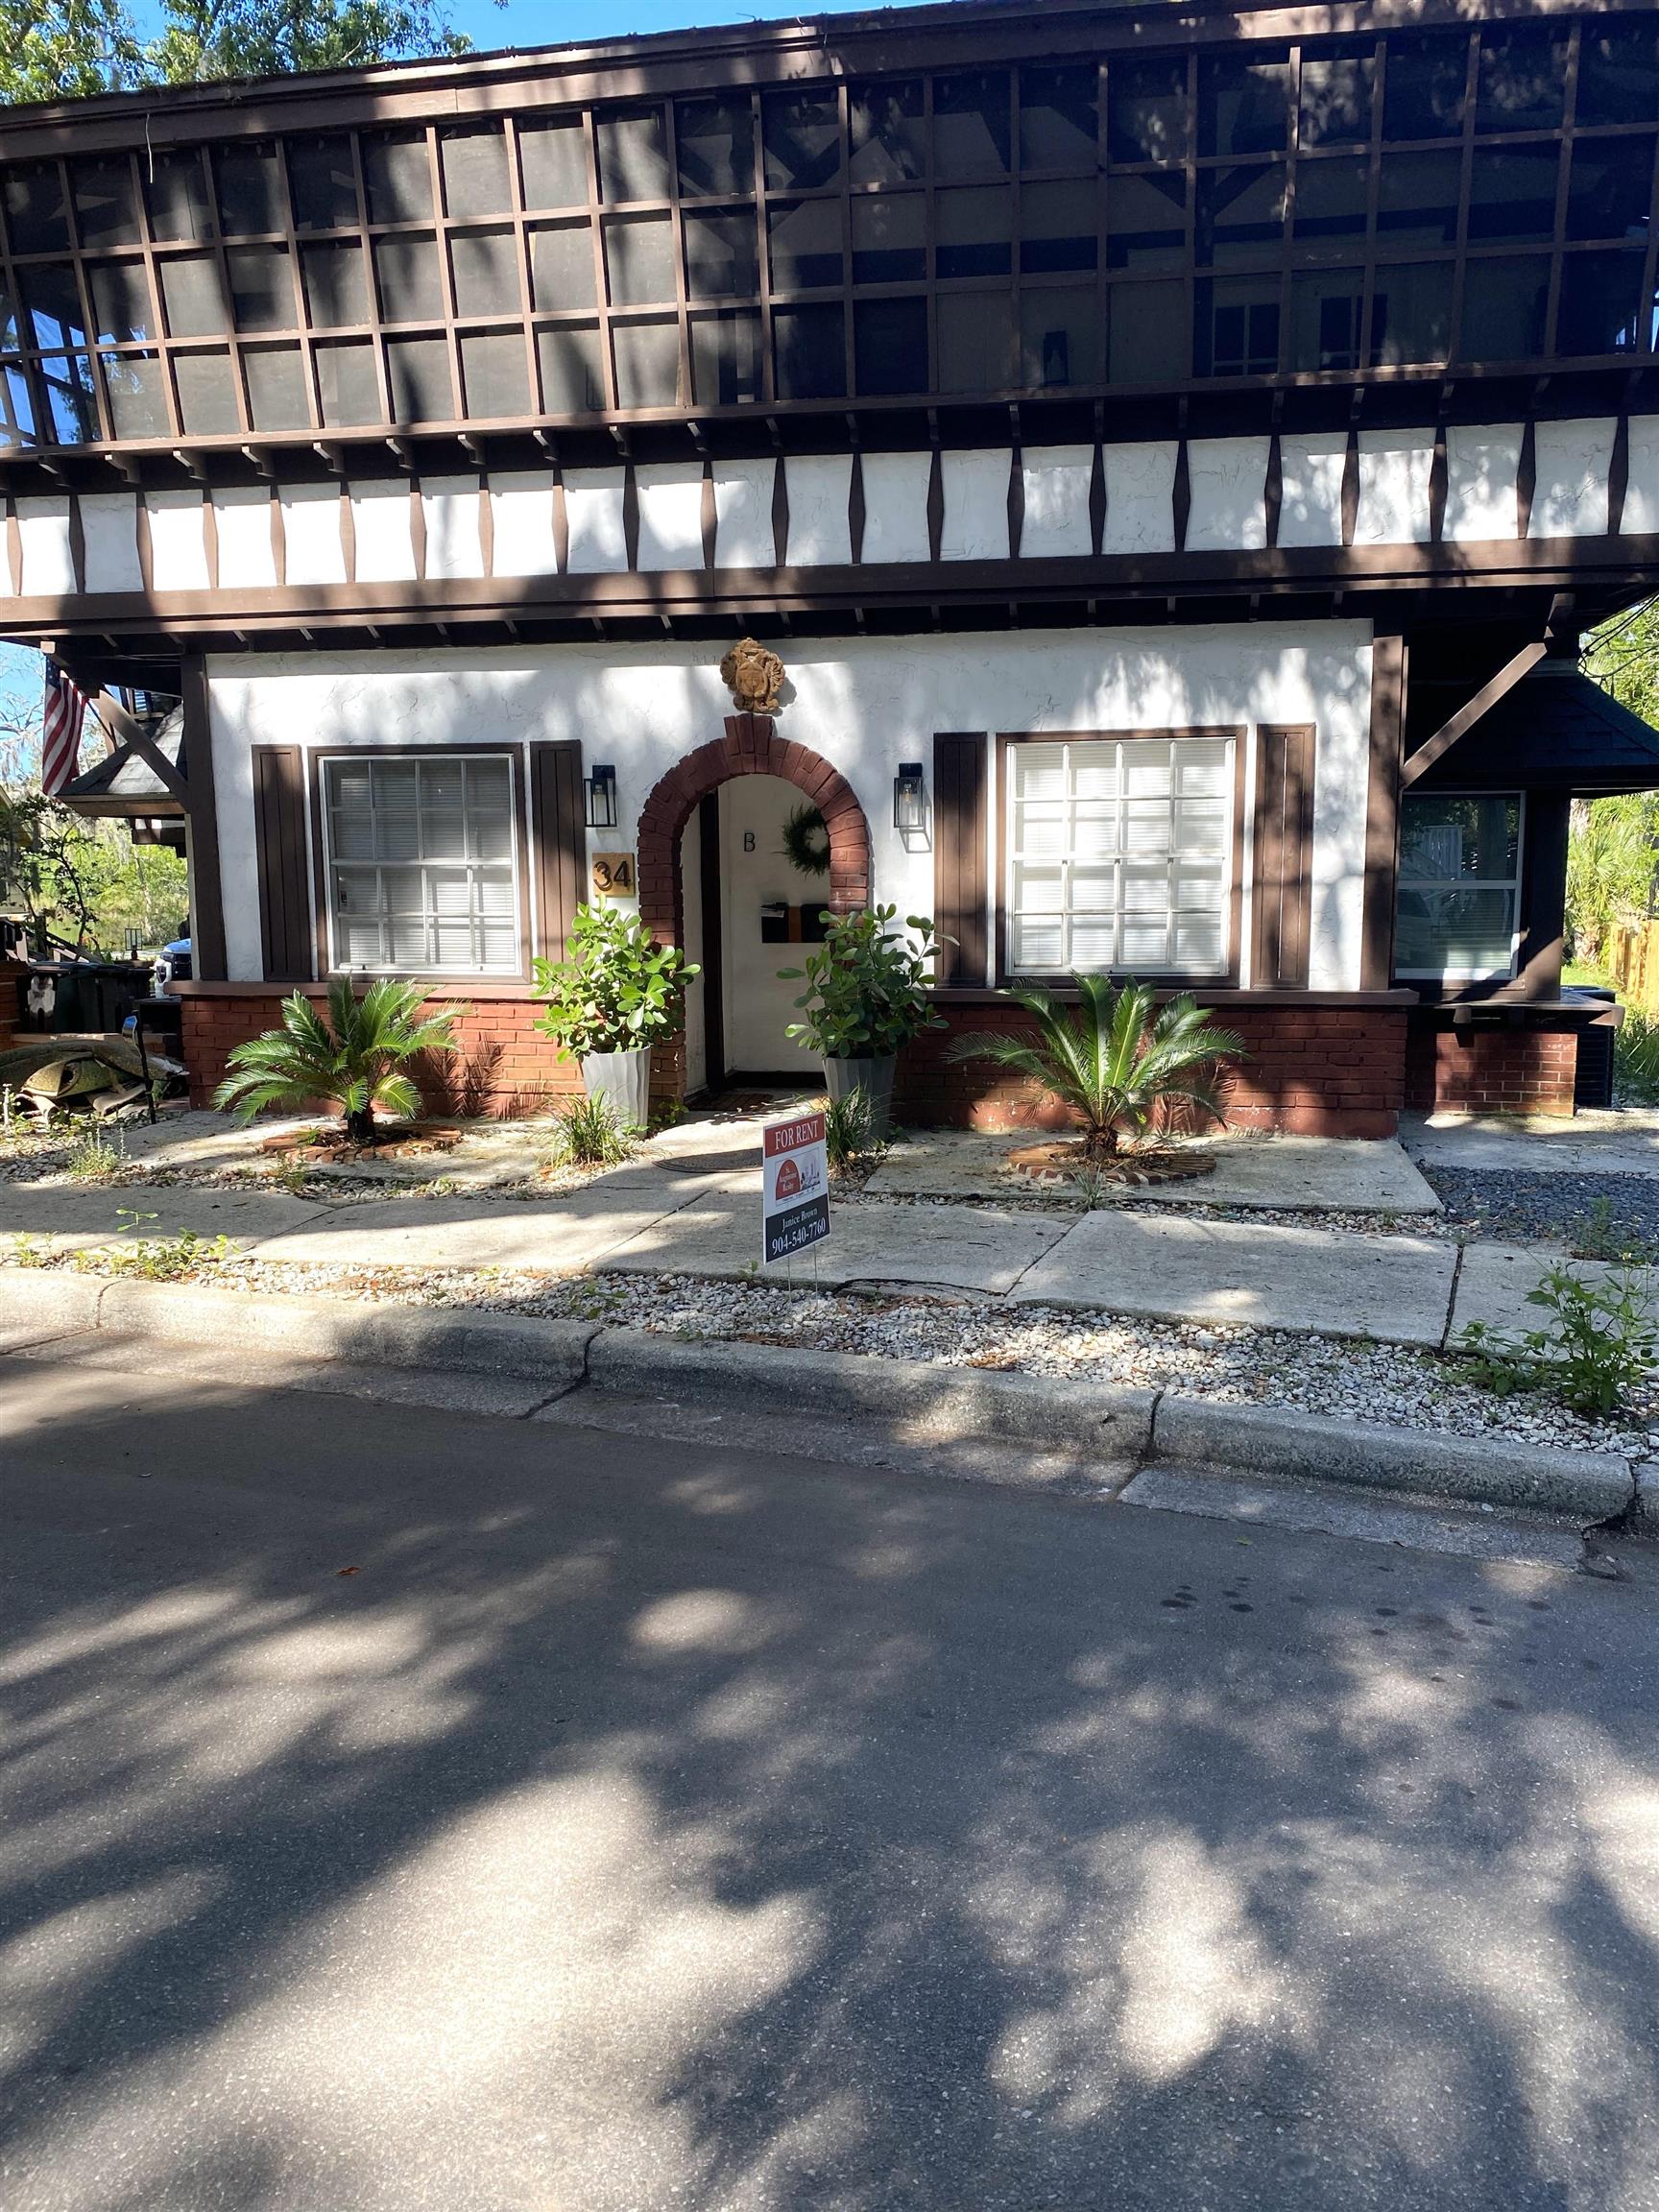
[10,1245,1648,1461]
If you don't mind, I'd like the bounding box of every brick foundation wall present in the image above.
[897,1001,1410,1140]
[180,993,585,1118]
[180,987,1426,1136]
[1404,1021,1578,1117]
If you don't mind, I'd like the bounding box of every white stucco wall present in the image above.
[207,620,1374,997]
[213,488,278,589]
[79,492,144,594]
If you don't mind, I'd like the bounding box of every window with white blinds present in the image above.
[1006,734,1235,976]
[323,753,520,974]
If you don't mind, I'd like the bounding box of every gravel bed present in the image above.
[834,1188,1449,1236]
[1423,1166,1659,1257]
[11,1247,1648,1459]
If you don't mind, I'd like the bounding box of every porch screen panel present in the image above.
[1007,734,1233,976]
[324,752,518,974]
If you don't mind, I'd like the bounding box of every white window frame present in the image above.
[319,748,525,979]
[1000,729,1239,983]
[1395,788,1526,984]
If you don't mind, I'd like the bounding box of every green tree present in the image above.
[0,1,141,101]
[1573,600,1659,964]
[0,0,471,103]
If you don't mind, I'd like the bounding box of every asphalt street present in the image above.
[1,1344,1657,2212]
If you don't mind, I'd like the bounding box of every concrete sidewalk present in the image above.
[0,1158,1637,1350]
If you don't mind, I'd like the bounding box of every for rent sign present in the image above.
[761,1109,830,1265]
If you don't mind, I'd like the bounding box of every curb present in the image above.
[588,1328,1158,1460]
[0,1268,598,1390]
[1150,1395,1633,1522]
[0,1269,1640,1526]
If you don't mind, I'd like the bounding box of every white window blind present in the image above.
[324,753,519,975]
[1395,791,1523,981]
[1007,734,1234,976]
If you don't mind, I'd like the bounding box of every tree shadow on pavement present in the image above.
[1,1355,1656,2212]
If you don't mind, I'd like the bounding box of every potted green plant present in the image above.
[946,974,1242,1162]
[532,903,697,1132]
[779,902,946,1133]
[212,975,465,1148]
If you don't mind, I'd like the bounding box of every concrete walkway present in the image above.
[0,1152,1635,1349]
[1405,1108,1659,1180]
[867,1129,1441,1213]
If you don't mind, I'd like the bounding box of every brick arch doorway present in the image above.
[637,711,871,1101]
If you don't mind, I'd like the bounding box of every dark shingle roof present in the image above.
[1410,661,1659,794]
[59,709,184,817]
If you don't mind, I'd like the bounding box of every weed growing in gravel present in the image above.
[65,1127,126,1184]
[1572,1195,1654,1265]
[1457,1263,1658,1416]
[75,1208,233,1283]
[824,1086,888,1174]
[541,1095,635,1171]
[10,1233,46,1268]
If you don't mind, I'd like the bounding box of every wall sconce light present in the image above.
[893,761,926,834]
[584,763,618,830]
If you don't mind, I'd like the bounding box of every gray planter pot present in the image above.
[581,1047,651,1133]
[823,1053,897,1136]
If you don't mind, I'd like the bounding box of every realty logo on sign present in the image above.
[761,1109,830,1265]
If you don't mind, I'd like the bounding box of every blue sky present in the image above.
[129,0,881,53]
[4,0,878,751]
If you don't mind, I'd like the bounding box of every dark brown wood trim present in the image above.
[180,653,227,982]
[1515,789,1570,1003]
[698,789,724,1089]
[528,735,585,965]
[993,726,1248,990]
[12,531,1657,648]
[1609,416,1632,541]
[251,742,313,982]
[173,977,1422,1009]
[1360,631,1406,993]
[1401,640,1549,787]
[771,454,789,566]
[1517,420,1538,542]
[699,462,716,574]
[66,495,86,596]
[932,731,989,989]
[1251,723,1315,991]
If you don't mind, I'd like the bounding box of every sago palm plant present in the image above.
[946,975,1243,1161]
[212,976,465,1147]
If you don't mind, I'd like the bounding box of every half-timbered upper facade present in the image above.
[6,0,1658,1129]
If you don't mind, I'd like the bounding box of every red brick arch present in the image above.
[636,711,871,945]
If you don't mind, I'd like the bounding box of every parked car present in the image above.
[153,937,191,992]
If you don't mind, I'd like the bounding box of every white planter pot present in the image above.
[823,1053,897,1136]
[581,1047,651,1132]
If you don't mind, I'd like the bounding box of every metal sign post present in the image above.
[761,1108,830,1269]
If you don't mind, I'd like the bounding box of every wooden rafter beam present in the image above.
[1400,640,1549,788]
[88,689,189,803]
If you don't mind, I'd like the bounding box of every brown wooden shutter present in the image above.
[933,732,988,987]
[252,743,312,981]
[1252,724,1316,990]
[530,739,585,964]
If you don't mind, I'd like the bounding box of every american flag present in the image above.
[40,661,86,797]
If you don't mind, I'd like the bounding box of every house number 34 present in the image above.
[590,853,636,898]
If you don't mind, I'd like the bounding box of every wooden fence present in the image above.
[1607,921,1659,1012]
